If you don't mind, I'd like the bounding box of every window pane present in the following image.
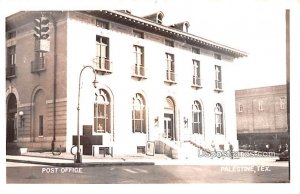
[106,117,110,133]
[199,124,202,134]
[135,120,142,132]
[97,118,105,132]
[193,112,198,122]
[135,110,140,119]
[215,66,222,81]
[137,52,142,65]
[101,44,107,58]
[94,103,97,117]
[132,119,135,132]
[216,114,221,124]
[142,120,146,133]
[39,115,43,136]
[199,112,202,123]
[192,123,197,133]
[105,105,109,119]
[99,104,105,117]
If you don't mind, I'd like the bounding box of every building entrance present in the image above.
[7,94,17,142]
[164,114,175,140]
[164,97,176,141]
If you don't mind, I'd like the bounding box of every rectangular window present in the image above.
[133,45,145,77]
[165,53,175,82]
[32,52,46,73]
[165,39,174,47]
[239,104,243,112]
[280,97,287,110]
[192,60,201,86]
[96,19,109,29]
[133,30,144,39]
[7,46,16,66]
[214,53,222,60]
[96,36,110,71]
[192,47,200,54]
[39,115,44,136]
[215,65,222,90]
[7,31,16,39]
[6,45,16,78]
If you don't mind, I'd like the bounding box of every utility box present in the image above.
[35,39,50,52]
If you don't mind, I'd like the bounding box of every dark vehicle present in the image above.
[279,149,289,161]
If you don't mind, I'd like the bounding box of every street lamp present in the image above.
[75,65,98,163]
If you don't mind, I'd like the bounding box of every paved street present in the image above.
[6,162,289,183]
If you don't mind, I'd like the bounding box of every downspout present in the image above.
[51,13,57,151]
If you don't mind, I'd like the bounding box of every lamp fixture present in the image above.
[19,111,25,127]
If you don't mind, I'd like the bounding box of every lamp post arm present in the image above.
[77,65,97,109]
[76,65,97,163]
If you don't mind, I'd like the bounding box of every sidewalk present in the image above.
[6,152,170,167]
[6,151,287,167]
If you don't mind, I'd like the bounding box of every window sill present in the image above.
[95,68,112,75]
[214,88,224,93]
[215,133,224,135]
[191,84,202,89]
[131,74,147,80]
[95,130,111,134]
[6,75,16,80]
[132,131,147,134]
[164,80,177,85]
[31,68,46,74]
[192,132,203,135]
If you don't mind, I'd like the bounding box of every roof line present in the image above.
[108,10,247,57]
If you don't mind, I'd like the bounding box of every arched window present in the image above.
[192,100,203,134]
[94,89,111,133]
[215,103,224,134]
[132,94,146,133]
[157,12,164,24]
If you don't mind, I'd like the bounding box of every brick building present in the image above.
[6,10,246,158]
[235,85,288,152]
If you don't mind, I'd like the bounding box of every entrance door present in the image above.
[164,113,175,140]
[7,94,17,142]
[164,97,176,141]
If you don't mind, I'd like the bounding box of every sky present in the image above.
[0,0,295,90]
[133,1,288,90]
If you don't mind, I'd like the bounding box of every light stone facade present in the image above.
[6,10,246,158]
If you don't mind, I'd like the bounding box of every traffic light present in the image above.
[34,16,50,52]
[33,16,50,40]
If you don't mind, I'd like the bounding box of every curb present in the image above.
[6,158,155,167]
